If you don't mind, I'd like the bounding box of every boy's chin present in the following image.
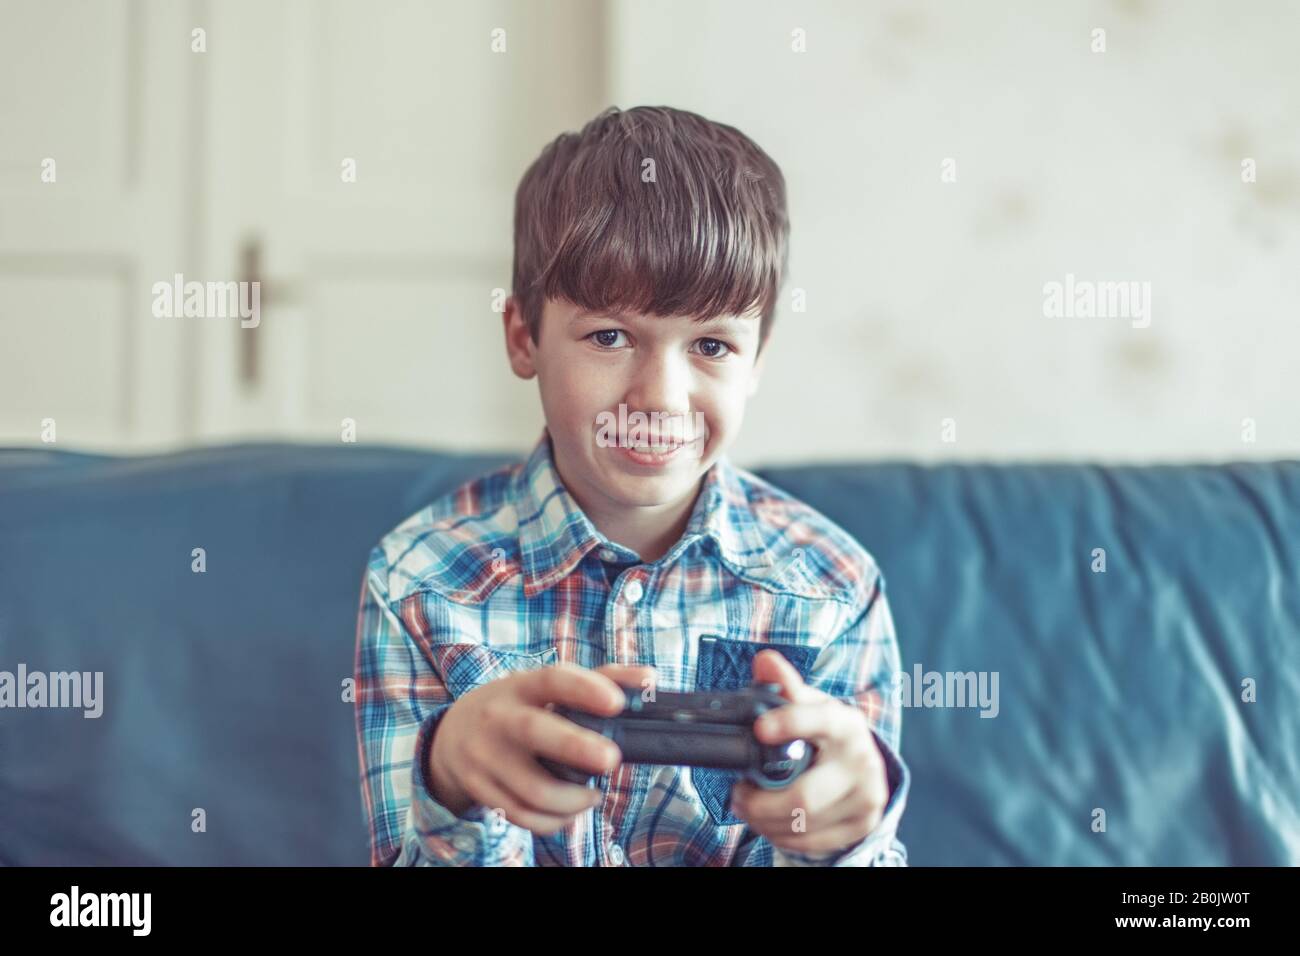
[603,476,701,510]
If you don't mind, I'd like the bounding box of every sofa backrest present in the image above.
[1,446,1295,864]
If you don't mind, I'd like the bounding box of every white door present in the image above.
[194,0,606,451]
[1,0,606,453]
[0,0,197,451]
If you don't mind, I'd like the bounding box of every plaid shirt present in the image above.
[354,428,910,866]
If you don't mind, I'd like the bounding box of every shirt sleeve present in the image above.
[734,571,911,867]
[353,546,536,866]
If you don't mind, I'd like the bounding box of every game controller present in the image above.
[539,682,815,789]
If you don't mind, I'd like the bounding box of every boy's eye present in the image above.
[586,330,733,358]
[694,337,732,359]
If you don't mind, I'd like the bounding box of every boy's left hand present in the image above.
[726,649,890,857]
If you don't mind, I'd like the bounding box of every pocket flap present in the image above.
[433,643,558,699]
[697,634,819,690]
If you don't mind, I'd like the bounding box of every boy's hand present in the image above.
[726,649,890,857]
[427,661,655,835]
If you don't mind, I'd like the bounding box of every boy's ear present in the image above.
[503,296,537,380]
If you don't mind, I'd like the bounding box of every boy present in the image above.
[354,105,910,866]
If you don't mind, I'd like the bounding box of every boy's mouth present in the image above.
[619,429,704,454]
[616,442,685,467]
[594,408,709,469]
[594,407,708,460]
[624,437,685,453]
[615,427,704,466]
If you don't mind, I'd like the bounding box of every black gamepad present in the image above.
[539,682,815,789]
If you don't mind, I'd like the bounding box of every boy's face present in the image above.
[503,296,766,519]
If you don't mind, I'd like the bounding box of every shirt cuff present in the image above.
[772,727,911,867]
[400,704,533,866]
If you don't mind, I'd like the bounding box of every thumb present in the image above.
[751,649,818,704]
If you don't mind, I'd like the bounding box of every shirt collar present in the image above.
[514,427,773,597]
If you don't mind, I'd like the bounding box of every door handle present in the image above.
[237,235,303,389]
[238,236,262,387]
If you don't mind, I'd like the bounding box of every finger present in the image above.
[730,758,857,830]
[493,748,605,817]
[503,704,622,778]
[750,649,822,705]
[516,662,630,714]
[462,769,577,836]
[766,816,876,857]
[755,696,865,748]
[739,779,871,854]
[593,662,658,693]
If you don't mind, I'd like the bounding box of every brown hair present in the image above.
[511,105,789,355]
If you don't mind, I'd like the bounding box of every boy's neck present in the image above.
[548,440,704,564]
[587,493,699,564]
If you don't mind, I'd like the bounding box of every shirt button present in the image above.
[453,834,476,853]
[599,548,617,562]
[608,843,625,865]
[874,848,905,866]
[623,580,643,605]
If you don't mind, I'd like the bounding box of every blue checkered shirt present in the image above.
[355,429,910,866]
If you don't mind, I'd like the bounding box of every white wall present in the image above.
[608,0,1300,465]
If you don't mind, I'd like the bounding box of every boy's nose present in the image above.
[625,353,692,426]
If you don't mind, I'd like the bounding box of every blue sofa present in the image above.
[1,444,1296,865]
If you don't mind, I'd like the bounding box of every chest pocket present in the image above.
[432,643,559,699]
[692,634,820,826]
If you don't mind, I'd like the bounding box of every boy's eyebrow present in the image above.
[693,314,756,329]
[570,309,628,323]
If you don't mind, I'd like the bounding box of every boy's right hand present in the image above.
[427,661,656,835]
